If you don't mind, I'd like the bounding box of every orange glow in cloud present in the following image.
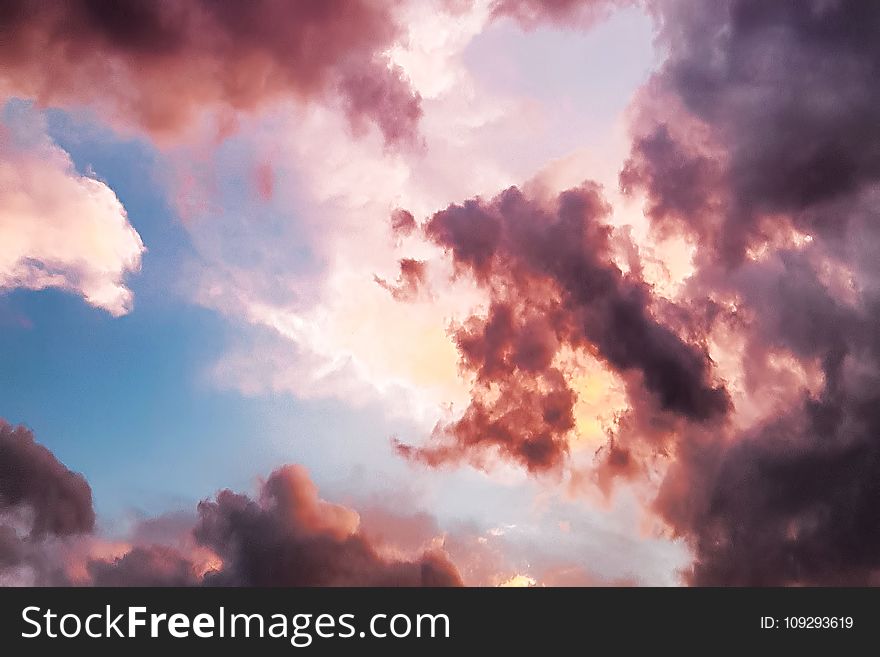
[558,348,629,448]
[498,573,537,587]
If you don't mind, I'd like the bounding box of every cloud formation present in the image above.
[624,0,880,264]
[0,112,144,315]
[0,420,94,538]
[7,0,880,588]
[91,466,462,586]
[491,0,634,28]
[374,258,429,302]
[617,0,880,584]
[376,0,880,587]
[394,183,728,472]
[0,420,94,585]
[0,420,460,586]
[0,0,421,146]
[194,465,461,586]
[88,545,202,587]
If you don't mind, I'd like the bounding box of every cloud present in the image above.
[615,0,880,584]
[0,420,95,585]
[177,0,651,433]
[86,465,463,587]
[194,465,461,586]
[0,420,94,538]
[0,420,461,586]
[394,183,728,472]
[624,0,880,264]
[390,208,418,238]
[88,545,202,587]
[13,0,880,587]
[658,396,880,586]
[0,109,144,315]
[645,238,880,585]
[491,0,634,28]
[177,0,523,424]
[374,258,429,302]
[0,0,421,146]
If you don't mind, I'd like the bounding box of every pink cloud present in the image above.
[0,0,421,146]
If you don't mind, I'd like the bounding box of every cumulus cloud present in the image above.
[177,1,544,424]
[0,0,421,146]
[176,0,655,436]
[0,112,144,315]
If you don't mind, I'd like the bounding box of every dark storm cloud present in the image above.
[642,238,880,585]
[658,349,880,586]
[624,0,880,262]
[617,0,880,584]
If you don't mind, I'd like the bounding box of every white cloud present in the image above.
[0,113,144,315]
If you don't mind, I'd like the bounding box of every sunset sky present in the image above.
[2,0,879,587]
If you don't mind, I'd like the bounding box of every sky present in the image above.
[2,0,879,587]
